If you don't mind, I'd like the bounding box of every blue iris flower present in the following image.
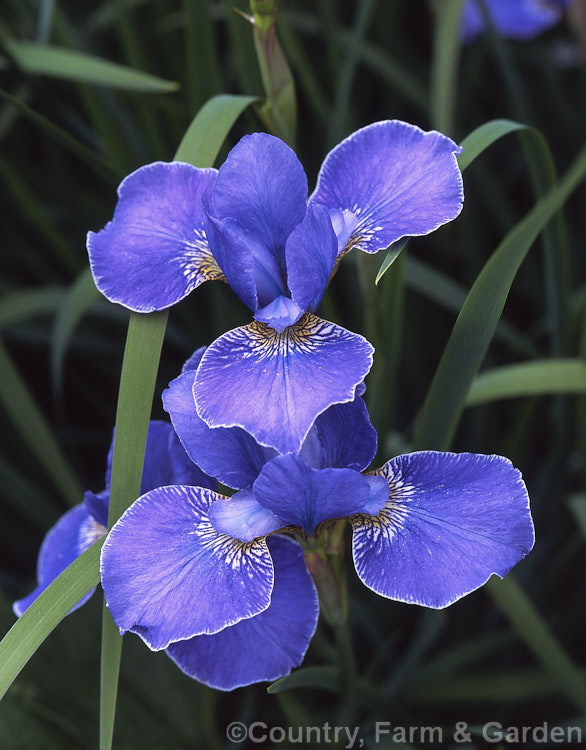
[13,421,215,617]
[98,350,535,692]
[462,0,569,41]
[87,121,464,454]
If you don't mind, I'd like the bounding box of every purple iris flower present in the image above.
[98,351,535,691]
[462,0,569,41]
[13,421,215,617]
[87,121,463,454]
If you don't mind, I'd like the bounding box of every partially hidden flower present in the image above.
[462,0,570,42]
[13,421,214,617]
[98,351,535,691]
[88,121,463,453]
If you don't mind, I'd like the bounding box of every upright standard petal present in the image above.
[310,121,463,255]
[166,536,319,690]
[193,314,374,454]
[253,455,387,534]
[163,371,276,490]
[87,162,222,312]
[351,452,535,609]
[100,486,274,650]
[285,203,338,314]
[84,489,109,528]
[299,396,378,472]
[203,213,259,310]
[210,133,308,276]
[13,504,104,616]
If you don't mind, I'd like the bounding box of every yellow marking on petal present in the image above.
[245,313,337,359]
[339,206,385,257]
[350,464,415,543]
[180,230,226,285]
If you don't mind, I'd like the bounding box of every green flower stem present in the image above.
[249,0,297,145]
[100,310,168,750]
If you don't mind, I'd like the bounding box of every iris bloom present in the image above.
[13,421,214,617]
[88,121,463,453]
[462,0,569,41]
[99,352,535,691]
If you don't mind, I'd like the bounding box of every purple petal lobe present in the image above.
[299,396,378,471]
[310,121,463,255]
[143,420,216,491]
[203,213,258,310]
[105,420,215,494]
[253,454,376,534]
[255,295,304,332]
[193,314,375,454]
[100,485,274,649]
[208,490,286,542]
[163,371,276,490]
[181,345,207,373]
[211,133,308,277]
[13,504,104,616]
[462,0,565,42]
[87,162,222,312]
[166,536,318,690]
[84,489,109,527]
[351,451,535,608]
[286,203,338,313]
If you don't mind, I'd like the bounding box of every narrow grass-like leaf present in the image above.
[0,156,78,272]
[487,577,586,713]
[0,88,119,178]
[430,0,465,135]
[174,94,259,167]
[457,119,528,171]
[410,669,558,703]
[376,120,545,287]
[3,39,180,92]
[374,239,408,286]
[466,359,586,406]
[411,135,586,713]
[99,94,258,750]
[0,287,62,329]
[411,631,513,684]
[413,139,586,452]
[51,269,101,393]
[568,494,586,540]
[326,0,376,147]
[285,11,428,113]
[182,0,222,113]
[459,120,570,357]
[99,311,167,750]
[405,257,536,357]
[105,312,168,528]
[0,457,59,529]
[0,540,102,701]
[268,666,340,694]
[0,340,82,505]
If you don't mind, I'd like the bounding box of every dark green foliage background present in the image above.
[0,1,585,747]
